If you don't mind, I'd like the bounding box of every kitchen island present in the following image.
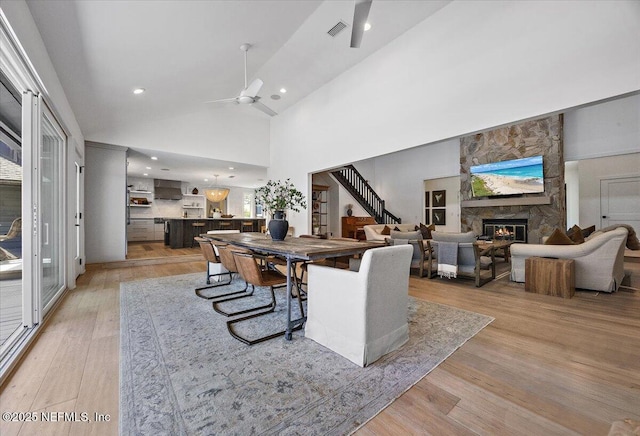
[166,218,266,248]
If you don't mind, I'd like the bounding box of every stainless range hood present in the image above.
[154,179,183,200]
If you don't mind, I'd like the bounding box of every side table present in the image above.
[525,257,575,298]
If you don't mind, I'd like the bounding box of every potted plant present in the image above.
[255,179,307,240]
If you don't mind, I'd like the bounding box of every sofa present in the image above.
[363,223,418,241]
[510,226,628,292]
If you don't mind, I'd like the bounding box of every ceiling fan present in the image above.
[206,44,277,116]
[350,0,373,48]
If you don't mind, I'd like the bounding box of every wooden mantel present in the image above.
[460,196,551,208]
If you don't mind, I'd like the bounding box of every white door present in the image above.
[601,176,640,235]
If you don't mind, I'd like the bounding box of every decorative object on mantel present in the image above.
[255,179,306,241]
[205,175,230,203]
[191,187,199,195]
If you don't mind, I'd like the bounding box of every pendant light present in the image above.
[205,175,230,202]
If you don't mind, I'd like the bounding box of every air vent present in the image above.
[327,21,348,37]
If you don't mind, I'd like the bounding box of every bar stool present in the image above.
[218,221,233,230]
[241,221,254,232]
[191,222,205,247]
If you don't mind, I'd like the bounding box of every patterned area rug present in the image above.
[120,273,493,435]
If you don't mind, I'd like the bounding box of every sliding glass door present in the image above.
[0,73,23,350]
[39,106,65,312]
[1,12,68,378]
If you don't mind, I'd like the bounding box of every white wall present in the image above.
[424,176,461,232]
[565,93,640,161]
[90,107,271,167]
[85,143,127,263]
[270,1,640,234]
[565,161,580,228]
[577,152,640,229]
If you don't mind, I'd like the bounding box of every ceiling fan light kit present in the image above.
[206,43,277,116]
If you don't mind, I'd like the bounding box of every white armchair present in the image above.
[305,244,413,367]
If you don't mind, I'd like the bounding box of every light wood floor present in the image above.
[1,242,639,435]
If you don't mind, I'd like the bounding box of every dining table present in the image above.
[202,232,385,340]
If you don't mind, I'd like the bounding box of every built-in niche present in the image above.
[459,115,565,243]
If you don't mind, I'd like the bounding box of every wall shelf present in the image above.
[461,196,551,208]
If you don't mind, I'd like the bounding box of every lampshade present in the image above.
[205,188,230,202]
[205,175,229,202]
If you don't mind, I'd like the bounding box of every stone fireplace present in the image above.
[459,115,566,243]
[482,218,528,243]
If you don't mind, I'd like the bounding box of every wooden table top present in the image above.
[475,239,514,249]
[203,232,385,261]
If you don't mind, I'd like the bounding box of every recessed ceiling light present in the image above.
[228,167,234,170]
[150,156,158,160]
[280,88,287,94]
[364,23,371,31]
[143,173,148,176]
[145,166,151,170]
[133,88,145,94]
[204,178,209,182]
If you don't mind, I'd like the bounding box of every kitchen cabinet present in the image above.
[154,223,164,240]
[127,219,155,241]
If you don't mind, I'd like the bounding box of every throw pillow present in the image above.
[566,225,585,244]
[581,225,596,238]
[381,225,391,236]
[394,226,401,231]
[592,224,640,250]
[415,223,435,239]
[544,228,575,245]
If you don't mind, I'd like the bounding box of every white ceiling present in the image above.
[26,0,450,186]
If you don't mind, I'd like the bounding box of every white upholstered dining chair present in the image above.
[304,244,413,367]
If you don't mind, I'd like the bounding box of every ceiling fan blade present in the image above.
[350,0,372,48]
[251,101,277,117]
[204,97,238,104]
[242,78,264,98]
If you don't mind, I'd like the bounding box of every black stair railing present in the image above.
[331,165,401,225]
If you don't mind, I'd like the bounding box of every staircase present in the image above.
[331,165,401,225]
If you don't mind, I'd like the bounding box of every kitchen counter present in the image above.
[166,218,266,248]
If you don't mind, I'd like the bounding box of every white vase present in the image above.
[212,212,222,219]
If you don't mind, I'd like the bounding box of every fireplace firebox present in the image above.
[482,218,528,243]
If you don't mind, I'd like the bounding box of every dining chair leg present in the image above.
[212,284,278,317]
[195,272,248,300]
[226,284,303,345]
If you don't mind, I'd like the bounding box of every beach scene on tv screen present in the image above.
[470,156,544,197]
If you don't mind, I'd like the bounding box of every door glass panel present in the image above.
[40,113,64,310]
[0,76,23,348]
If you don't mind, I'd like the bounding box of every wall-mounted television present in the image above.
[470,156,544,197]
